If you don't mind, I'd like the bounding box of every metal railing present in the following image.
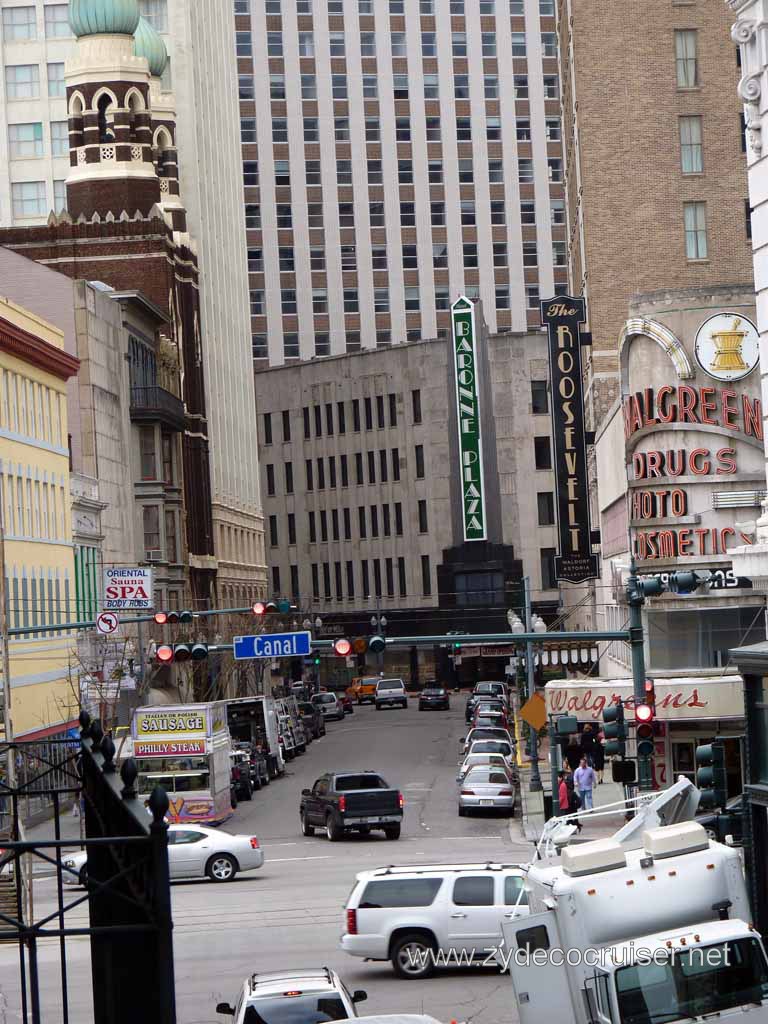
[129,386,185,429]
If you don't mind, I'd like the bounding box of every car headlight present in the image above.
[64,860,75,868]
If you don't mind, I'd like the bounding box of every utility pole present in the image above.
[625,558,653,791]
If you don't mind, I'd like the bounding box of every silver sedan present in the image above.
[458,766,516,816]
[63,823,264,885]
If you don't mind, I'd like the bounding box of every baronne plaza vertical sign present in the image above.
[541,295,600,583]
[451,296,487,541]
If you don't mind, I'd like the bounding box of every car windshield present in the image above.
[470,729,508,741]
[473,741,511,756]
[466,769,510,785]
[315,694,335,703]
[378,681,403,690]
[466,755,505,768]
[243,992,348,1023]
[335,774,387,791]
[615,938,768,1024]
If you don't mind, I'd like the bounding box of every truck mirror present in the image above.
[352,990,367,1003]
[216,1004,235,1016]
[301,788,311,796]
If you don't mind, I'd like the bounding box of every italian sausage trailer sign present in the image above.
[103,567,153,610]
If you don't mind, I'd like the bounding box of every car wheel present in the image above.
[358,825,371,835]
[357,698,363,705]
[206,854,238,882]
[242,783,253,801]
[79,866,88,888]
[262,772,270,786]
[301,811,315,836]
[231,790,238,809]
[391,932,437,980]
[297,743,306,754]
[384,824,401,840]
[326,814,343,842]
[705,826,718,842]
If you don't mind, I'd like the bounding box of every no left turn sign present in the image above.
[96,611,119,636]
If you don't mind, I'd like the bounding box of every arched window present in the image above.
[127,90,143,141]
[97,94,114,143]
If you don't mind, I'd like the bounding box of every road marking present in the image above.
[267,855,332,863]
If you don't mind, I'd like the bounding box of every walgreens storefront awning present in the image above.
[545,676,744,722]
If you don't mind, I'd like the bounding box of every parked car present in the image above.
[339,693,355,715]
[230,751,254,802]
[375,678,408,710]
[465,739,515,772]
[348,676,380,705]
[300,771,403,841]
[465,682,508,722]
[419,687,450,711]
[311,692,345,721]
[461,727,514,754]
[341,862,528,979]
[695,793,744,843]
[456,752,514,782]
[458,766,515,816]
[297,700,326,739]
[215,967,367,1022]
[64,824,264,885]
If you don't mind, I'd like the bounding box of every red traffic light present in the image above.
[635,703,654,724]
[154,611,168,625]
[156,644,174,663]
[333,638,352,657]
[252,602,266,616]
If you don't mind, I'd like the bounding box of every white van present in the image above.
[341,862,528,979]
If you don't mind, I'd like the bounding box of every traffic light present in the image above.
[635,703,655,757]
[253,599,297,614]
[252,602,266,616]
[351,637,368,655]
[153,609,192,625]
[156,643,174,663]
[154,642,208,663]
[643,679,656,710]
[603,701,626,757]
[667,571,704,595]
[368,635,385,654]
[696,741,727,810]
[333,638,352,656]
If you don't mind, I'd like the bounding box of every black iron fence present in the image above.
[0,712,176,1024]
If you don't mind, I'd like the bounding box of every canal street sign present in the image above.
[451,296,487,541]
[233,630,312,660]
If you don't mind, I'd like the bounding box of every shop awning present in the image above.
[545,676,744,722]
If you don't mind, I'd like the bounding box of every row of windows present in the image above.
[263,392,416,443]
[241,71,551,105]
[1,470,68,542]
[8,179,66,217]
[270,500,408,547]
[1,5,69,40]
[0,368,65,447]
[3,567,73,635]
[256,28,555,59]
[252,282,528,317]
[5,62,65,99]
[7,121,68,160]
[241,0,555,16]
[279,554,431,603]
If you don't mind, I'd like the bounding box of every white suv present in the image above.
[375,678,408,710]
[216,966,367,1021]
[341,862,528,979]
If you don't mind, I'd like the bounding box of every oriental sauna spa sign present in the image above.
[624,312,762,561]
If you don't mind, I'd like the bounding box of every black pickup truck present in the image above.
[300,771,403,841]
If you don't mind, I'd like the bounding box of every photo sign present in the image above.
[451,296,487,541]
[541,295,599,583]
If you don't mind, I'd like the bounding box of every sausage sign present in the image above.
[103,567,153,610]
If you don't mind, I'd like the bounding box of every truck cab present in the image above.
[502,821,768,1024]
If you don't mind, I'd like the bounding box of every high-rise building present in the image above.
[0,0,266,606]
[235,0,567,364]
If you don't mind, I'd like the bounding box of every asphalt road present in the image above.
[0,699,532,1024]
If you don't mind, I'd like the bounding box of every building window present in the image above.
[143,506,161,558]
[9,123,44,160]
[274,160,290,187]
[46,62,65,98]
[11,181,47,218]
[684,201,708,259]
[493,243,509,268]
[526,284,540,309]
[531,380,548,415]
[298,31,314,56]
[343,508,352,540]
[304,117,319,143]
[139,426,156,479]
[511,32,526,56]
[452,32,467,57]
[543,76,559,99]
[363,74,378,98]
[426,117,441,142]
[401,202,416,226]
[422,32,437,57]
[320,510,328,542]
[267,31,283,56]
[303,407,311,439]
[305,459,314,490]
[523,242,538,268]
[269,515,279,547]
[322,563,331,599]
[139,0,168,29]
[482,33,496,57]
[548,158,563,183]
[252,334,267,359]
[263,412,273,445]
[340,454,349,486]
[495,287,510,310]
[312,564,319,600]
[315,407,324,441]
[370,505,379,538]
[266,464,276,496]
[551,199,566,225]
[394,502,404,537]
[540,0,554,12]
[310,247,325,271]
[236,31,252,56]
[534,436,552,470]
[540,548,557,590]
[250,290,265,316]
[675,29,698,88]
[414,444,425,479]
[421,555,432,596]
[245,205,260,229]
[346,561,355,598]
[355,452,364,485]
[315,334,330,357]
[317,457,326,489]
[541,31,557,57]
[367,450,376,482]
[455,572,504,607]
[285,461,294,493]
[332,74,347,99]
[552,241,567,266]
[537,492,555,526]
[290,564,300,600]
[490,201,505,225]
[329,456,337,488]
[680,115,703,173]
[417,499,428,533]
[518,159,534,184]
[309,511,317,543]
[3,6,36,39]
[248,248,263,273]
[379,449,388,482]
[358,506,367,539]
[362,560,370,598]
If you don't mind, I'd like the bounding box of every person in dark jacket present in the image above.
[580,723,597,767]
[564,735,581,772]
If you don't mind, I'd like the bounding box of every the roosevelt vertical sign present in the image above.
[541,295,599,583]
[451,296,486,541]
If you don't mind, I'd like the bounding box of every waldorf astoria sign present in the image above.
[541,295,600,583]
[451,296,487,541]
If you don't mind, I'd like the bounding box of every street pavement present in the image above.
[0,699,533,1024]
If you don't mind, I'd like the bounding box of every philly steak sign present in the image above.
[541,295,599,583]
[451,296,486,541]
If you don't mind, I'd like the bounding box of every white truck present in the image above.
[502,815,768,1024]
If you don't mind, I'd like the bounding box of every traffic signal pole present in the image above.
[626,559,653,792]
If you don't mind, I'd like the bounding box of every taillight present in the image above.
[461,790,475,795]
[398,792,404,809]
[339,795,346,813]
[498,790,513,796]
[346,909,358,935]
[250,837,260,849]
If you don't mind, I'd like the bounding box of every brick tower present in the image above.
[0,0,217,604]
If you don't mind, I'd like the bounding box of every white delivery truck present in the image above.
[226,696,285,778]
[502,818,768,1024]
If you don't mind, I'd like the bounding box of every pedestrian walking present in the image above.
[594,729,606,784]
[558,771,569,815]
[580,723,597,767]
[565,771,582,832]
[564,735,581,772]
[574,756,597,811]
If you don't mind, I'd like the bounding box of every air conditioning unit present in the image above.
[145,550,162,562]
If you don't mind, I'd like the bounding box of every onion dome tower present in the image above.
[65,0,161,219]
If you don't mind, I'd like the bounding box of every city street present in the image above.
[0,700,531,1024]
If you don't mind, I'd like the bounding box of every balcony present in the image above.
[129,386,185,432]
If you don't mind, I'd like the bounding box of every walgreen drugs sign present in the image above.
[451,296,486,541]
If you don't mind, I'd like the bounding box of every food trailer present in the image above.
[128,702,233,824]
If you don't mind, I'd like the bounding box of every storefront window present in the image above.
[136,756,210,795]
[648,607,765,671]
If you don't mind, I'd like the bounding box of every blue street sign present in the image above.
[233,630,312,660]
